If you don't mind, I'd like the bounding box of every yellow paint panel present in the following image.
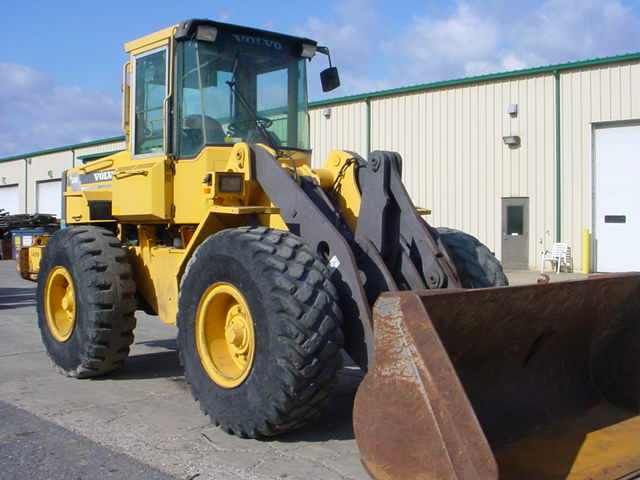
[112,159,172,221]
[317,150,362,232]
[124,26,174,53]
[129,227,184,325]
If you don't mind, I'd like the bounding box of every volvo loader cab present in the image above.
[125,20,338,159]
[37,19,640,480]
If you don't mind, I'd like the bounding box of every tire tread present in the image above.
[177,226,343,438]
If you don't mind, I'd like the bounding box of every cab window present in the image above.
[134,49,167,155]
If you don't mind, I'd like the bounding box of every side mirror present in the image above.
[321,67,340,92]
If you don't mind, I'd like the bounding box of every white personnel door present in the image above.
[594,124,640,272]
[36,180,62,217]
[0,185,19,214]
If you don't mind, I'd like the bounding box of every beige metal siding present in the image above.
[0,159,27,214]
[309,102,367,167]
[27,151,73,213]
[369,75,556,267]
[74,140,126,166]
[560,60,640,271]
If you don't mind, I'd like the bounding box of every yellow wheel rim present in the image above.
[195,282,255,389]
[44,266,76,342]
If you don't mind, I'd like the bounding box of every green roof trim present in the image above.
[0,135,125,163]
[309,51,640,108]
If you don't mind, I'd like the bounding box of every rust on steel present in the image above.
[354,274,640,480]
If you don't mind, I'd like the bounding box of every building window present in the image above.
[506,205,524,235]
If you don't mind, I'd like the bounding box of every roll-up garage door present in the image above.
[594,124,640,272]
[0,185,19,214]
[36,180,62,218]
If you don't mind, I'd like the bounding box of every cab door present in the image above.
[112,46,173,221]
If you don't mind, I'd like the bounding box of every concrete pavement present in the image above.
[0,260,589,479]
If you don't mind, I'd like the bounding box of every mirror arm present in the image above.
[317,46,333,67]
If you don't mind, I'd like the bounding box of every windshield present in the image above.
[175,38,309,157]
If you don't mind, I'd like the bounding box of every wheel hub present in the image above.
[44,266,76,342]
[195,283,255,389]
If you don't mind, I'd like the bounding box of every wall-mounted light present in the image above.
[47,170,54,178]
[503,135,521,148]
[323,108,332,119]
[507,104,518,117]
[1,177,6,185]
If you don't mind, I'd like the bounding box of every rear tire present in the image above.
[437,227,508,288]
[37,226,136,378]
[177,227,344,438]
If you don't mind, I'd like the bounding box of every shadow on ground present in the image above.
[0,287,36,310]
[106,350,184,381]
[103,340,362,442]
[277,367,363,443]
[135,338,177,351]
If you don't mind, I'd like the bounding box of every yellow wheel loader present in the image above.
[35,19,640,479]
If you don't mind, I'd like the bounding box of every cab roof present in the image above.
[124,19,317,54]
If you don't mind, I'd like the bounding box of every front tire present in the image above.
[437,227,508,288]
[37,226,136,378]
[177,227,343,438]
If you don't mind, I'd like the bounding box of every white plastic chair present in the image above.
[540,243,572,274]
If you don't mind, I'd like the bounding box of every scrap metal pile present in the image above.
[0,209,59,237]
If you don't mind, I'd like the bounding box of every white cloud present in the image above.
[389,0,640,84]
[406,5,498,63]
[516,0,640,62]
[0,63,120,157]
[297,0,382,97]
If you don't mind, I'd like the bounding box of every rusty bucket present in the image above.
[353,274,640,480]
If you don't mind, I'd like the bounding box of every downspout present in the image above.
[554,70,562,242]
[24,158,28,214]
[365,97,371,155]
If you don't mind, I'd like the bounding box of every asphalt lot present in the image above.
[0,260,585,480]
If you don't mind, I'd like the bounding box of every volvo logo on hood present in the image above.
[232,34,283,50]
[92,171,114,182]
[77,170,114,185]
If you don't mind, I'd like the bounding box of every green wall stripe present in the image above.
[555,71,562,242]
[365,98,371,155]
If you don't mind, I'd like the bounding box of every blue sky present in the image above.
[2,0,640,156]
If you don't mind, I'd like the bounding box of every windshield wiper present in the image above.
[226,57,276,151]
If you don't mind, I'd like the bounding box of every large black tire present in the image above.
[37,226,136,378]
[437,227,508,288]
[177,227,343,438]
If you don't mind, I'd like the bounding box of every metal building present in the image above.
[310,52,640,272]
[1,52,640,271]
[0,137,125,219]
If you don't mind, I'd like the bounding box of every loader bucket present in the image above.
[353,274,640,480]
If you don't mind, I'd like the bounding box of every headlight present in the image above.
[300,43,317,59]
[196,26,218,43]
[217,173,243,193]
